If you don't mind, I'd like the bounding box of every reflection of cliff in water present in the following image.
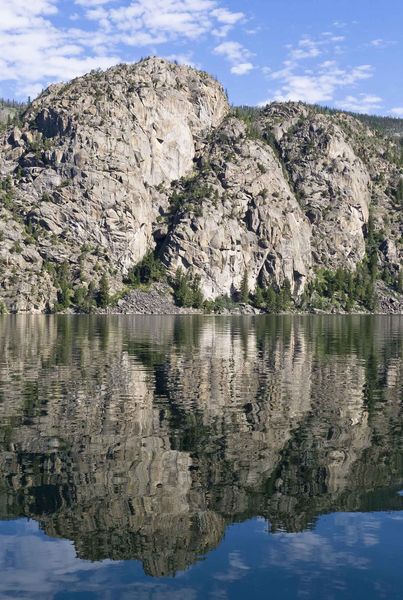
[0,315,402,576]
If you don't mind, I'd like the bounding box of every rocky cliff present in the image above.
[0,58,401,312]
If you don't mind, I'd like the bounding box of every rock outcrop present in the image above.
[0,58,401,311]
[0,58,227,311]
[265,103,372,270]
[159,117,312,298]
[159,104,401,299]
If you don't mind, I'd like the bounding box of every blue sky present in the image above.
[0,0,402,115]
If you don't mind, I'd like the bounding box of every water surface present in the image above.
[0,315,402,599]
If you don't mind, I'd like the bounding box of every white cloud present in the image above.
[336,93,383,113]
[389,107,403,117]
[0,0,247,99]
[369,38,396,48]
[264,63,373,105]
[231,62,254,75]
[0,0,121,98]
[211,7,244,36]
[0,0,58,31]
[0,520,197,599]
[18,82,45,100]
[214,40,254,75]
[0,526,119,598]
[333,20,348,29]
[211,7,244,25]
[214,551,250,582]
[259,33,374,106]
[74,0,118,6]
[289,36,323,61]
[245,27,261,35]
[106,1,243,43]
[164,52,197,68]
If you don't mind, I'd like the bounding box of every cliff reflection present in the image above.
[0,315,402,576]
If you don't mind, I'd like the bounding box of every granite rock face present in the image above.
[264,103,372,270]
[160,117,313,298]
[0,59,401,311]
[0,58,228,311]
[160,104,401,299]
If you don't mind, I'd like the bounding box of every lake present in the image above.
[0,315,402,599]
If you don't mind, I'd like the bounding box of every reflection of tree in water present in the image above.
[0,315,402,576]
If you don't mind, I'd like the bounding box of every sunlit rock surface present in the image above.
[0,60,401,311]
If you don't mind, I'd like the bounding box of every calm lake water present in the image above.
[0,315,402,599]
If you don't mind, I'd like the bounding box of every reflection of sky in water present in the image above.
[1,512,402,600]
[0,316,402,598]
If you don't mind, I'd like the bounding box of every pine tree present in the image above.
[191,274,204,308]
[335,268,346,292]
[266,287,277,312]
[173,268,194,307]
[56,262,73,309]
[364,280,376,311]
[279,279,292,310]
[73,287,86,307]
[98,273,110,308]
[254,286,264,308]
[240,271,249,303]
[366,212,378,281]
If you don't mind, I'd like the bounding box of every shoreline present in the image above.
[2,282,402,317]
[1,309,402,317]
